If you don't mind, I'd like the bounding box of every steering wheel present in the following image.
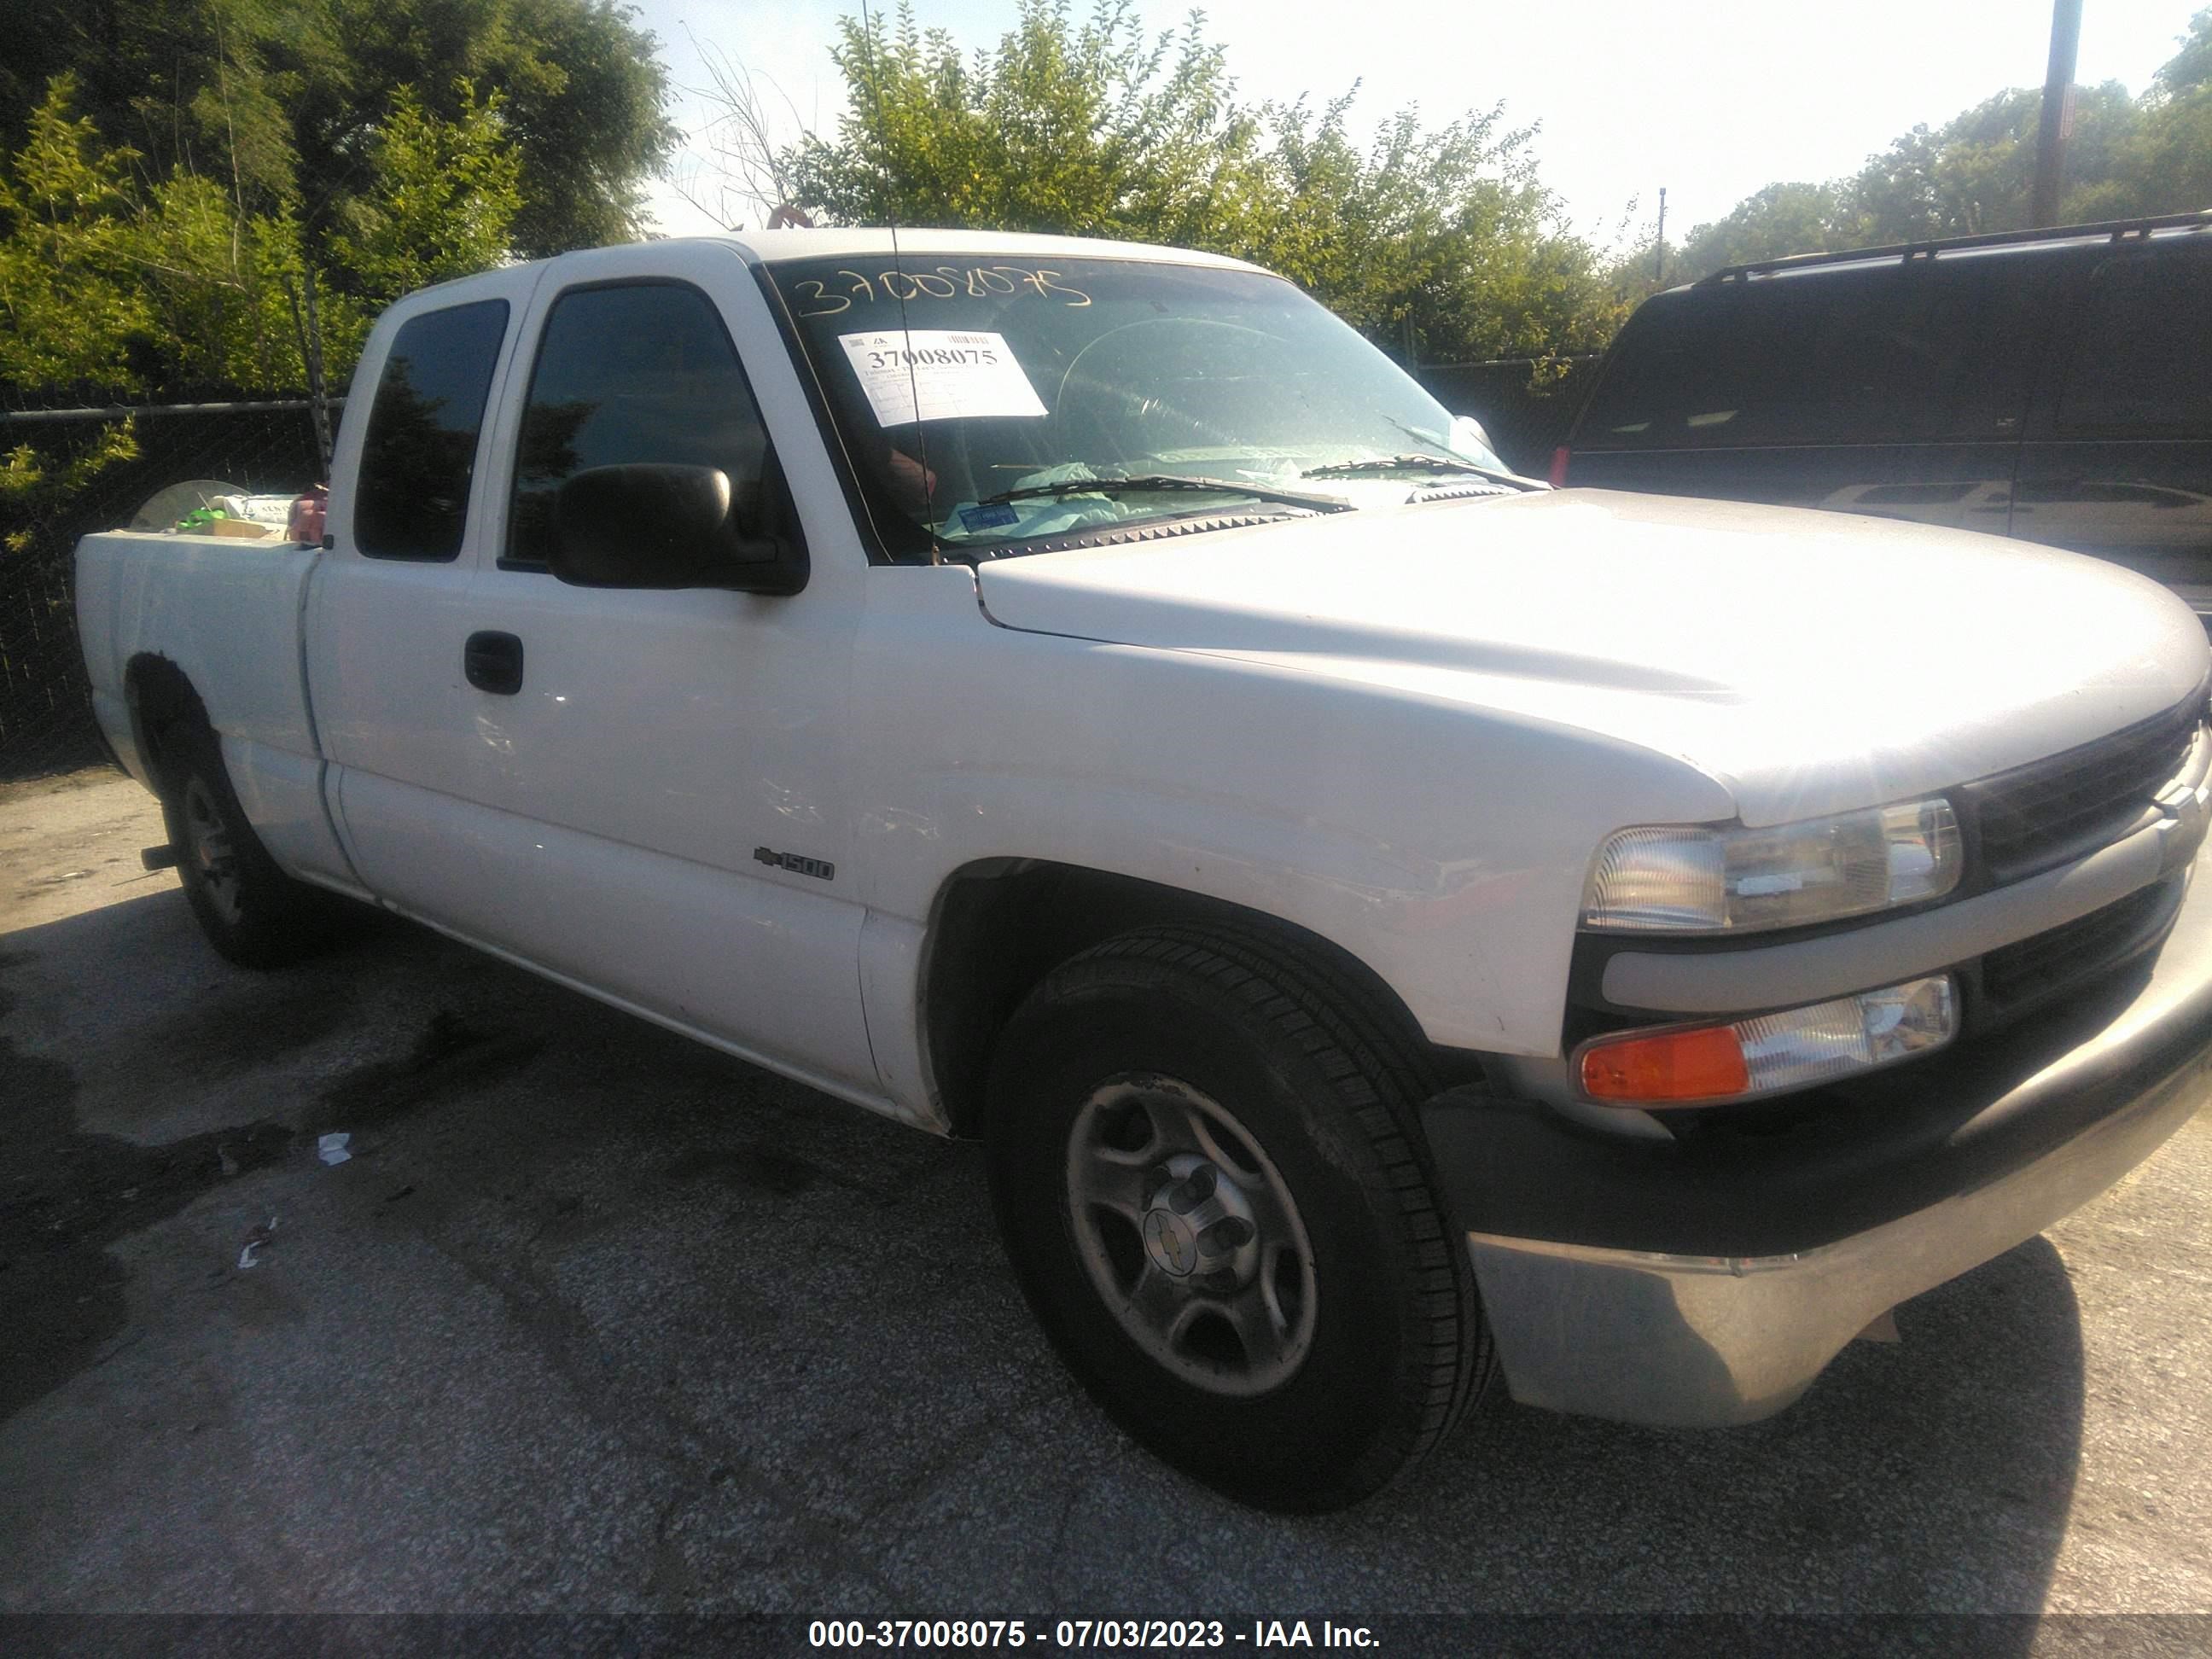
[1051,319,1288,472]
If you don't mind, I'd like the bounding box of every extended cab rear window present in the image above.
[354,300,510,561]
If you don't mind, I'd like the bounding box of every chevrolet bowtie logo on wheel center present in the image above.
[1144,1208,1197,1278]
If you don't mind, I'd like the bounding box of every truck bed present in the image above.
[74,529,352,888]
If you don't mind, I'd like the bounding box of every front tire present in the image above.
[159,720,352,969]
[985,923,1493,1511]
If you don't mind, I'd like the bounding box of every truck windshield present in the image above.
[766,253,1511,560]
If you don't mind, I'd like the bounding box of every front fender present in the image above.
[852,568,1732,1061]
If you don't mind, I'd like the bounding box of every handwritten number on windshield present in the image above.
[791,265,1091,317]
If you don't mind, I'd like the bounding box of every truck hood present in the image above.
[973,488,2212,826]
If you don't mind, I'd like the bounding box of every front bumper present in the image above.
[1424,865,2212,1429]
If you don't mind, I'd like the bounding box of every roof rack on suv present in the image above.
[1698,209,2212,284]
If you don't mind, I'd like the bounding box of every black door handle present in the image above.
[463,631,524,695]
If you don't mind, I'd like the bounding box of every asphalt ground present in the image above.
[3,768,2210,1627]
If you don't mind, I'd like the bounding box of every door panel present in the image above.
[443,243,876,1088]
[1844,442,2019,535]
[311,276,539,917]
[331,765,504,936]
[340,763,873,1088]
[448,574,874,1086]
[311,555,508,823]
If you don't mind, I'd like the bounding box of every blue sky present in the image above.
[631,1,2208,247]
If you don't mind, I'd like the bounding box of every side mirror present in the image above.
[550,463,807,595]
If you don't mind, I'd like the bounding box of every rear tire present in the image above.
[985,923,1493,1511]
[159,720,353,969]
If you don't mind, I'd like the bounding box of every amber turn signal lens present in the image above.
[1576,976,1958,1109]
[1579,1024,1749,1103]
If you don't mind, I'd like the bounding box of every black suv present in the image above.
[1555,212,2212,618]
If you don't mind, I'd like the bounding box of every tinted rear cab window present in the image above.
[354,300,510,560]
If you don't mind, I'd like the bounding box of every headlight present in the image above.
[1577,975,1958,1107]
[1581,798,1961,933]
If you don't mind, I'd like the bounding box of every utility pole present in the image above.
[1655,187,1667,286]
[280,268,335,479]
[2030,0,2084,227]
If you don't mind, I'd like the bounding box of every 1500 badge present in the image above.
[755,847,835,881]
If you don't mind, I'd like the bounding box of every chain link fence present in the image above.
[0,395,334,780]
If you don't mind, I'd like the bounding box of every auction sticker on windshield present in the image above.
[838,330,1046,426]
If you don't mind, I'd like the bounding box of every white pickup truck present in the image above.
[76,230,2212,1511]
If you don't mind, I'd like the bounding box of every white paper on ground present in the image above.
[237,1216,277,1270]
[837,330,1045,426]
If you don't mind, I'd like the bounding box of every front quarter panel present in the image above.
[852,566,1734,1061]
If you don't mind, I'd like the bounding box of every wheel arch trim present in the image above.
[902,856,1452,1138]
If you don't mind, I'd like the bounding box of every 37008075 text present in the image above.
[853,344,1003,372]
[806,1620,1231,1648]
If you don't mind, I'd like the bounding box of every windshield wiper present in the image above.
[1308,453,1540,492]
[980,473,1353,514]
[1300,453,1502,479]
[1372,419,1545,490]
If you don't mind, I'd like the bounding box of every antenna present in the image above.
[856,0,942,562]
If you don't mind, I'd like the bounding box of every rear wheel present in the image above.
[159,720,354,969]
[986,923,1492,1511]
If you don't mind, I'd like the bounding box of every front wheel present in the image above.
[985,924,1493,1511]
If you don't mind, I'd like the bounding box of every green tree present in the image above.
[2155,6,2212,96]
[1674,182,1840,280]
[0,79,149,389]
[1681,11,2212,272]
[0,72,527,394]
[334,82,524,306]
[125,171,310,387]
[2125,8,2212,214]
[0,0,674,259]
[1835,82,2144,242]
[788,0,1259,247]
[774,1,1622,366]
[1243,94,1621,361]
[0,83,146,550]
[0,417,138,555]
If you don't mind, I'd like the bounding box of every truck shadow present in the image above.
[1387,1237,2084,1617]
[1,885,2091,1621]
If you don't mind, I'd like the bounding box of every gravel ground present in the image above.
[3,767,2209,1623]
